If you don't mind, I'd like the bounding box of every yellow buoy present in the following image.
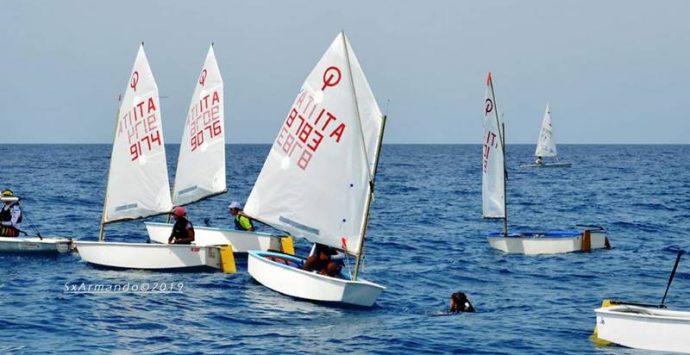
[281,235,295,255]
[219,245,236,274]
[590,299,613,346]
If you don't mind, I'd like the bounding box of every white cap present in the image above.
[228,201,242,210]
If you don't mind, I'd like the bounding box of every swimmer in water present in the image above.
[450,292,475,313]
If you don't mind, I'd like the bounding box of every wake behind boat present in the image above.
[75,44,232,271]
[481,74,609,255]
[245,31,386,307]
[520,103,572,168]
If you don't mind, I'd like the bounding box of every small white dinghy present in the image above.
[246,32,386,307]
[0,236,72,254]
[144,44,284,252]
[0,194,73,254]
[75,44,227,271]
[520,103,572,168]
[593,251,690,353]
[594,305,690,353]
[146,223,281,251]
[482,74,609,255]
[486,227,609,255]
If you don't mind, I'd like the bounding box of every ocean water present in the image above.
[0,144,688,354]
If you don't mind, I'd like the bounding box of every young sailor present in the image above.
[302,243,345,277]
[168,206,195,244]
[535,156,544,166]
[228,201,255,231]
[0,189,22,237]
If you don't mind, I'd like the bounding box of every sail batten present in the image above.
[245,33,383,255]
[534,103,557,157]
[103,44,173,224]
[172,45,226,206]
[482,72,506,219]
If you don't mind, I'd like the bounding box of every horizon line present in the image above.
[1,142,688,146]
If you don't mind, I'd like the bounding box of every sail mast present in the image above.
[353,114,386,280]
[340,31,381,280]
[98,91,125,241]
[488,75,508,237]
[501,122,508,237]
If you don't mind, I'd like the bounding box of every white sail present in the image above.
[534,103,557,157]
[482,72,505,219]
[172,44,226,205]
[103,44,173,223]
[245,32,383,256]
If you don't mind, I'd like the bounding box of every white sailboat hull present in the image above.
[0,236,72,254]
[247,251,384,307]
[594,305,690,353]
[520,162,572,168]
[75,241,222,270]
[145,222,281,252]
[487,229,609,255]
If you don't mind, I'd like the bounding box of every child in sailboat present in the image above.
[228,201,256,231]
[168,207,195,244]
[0,189,22,237]
[302,243,345,277]
[535,156,544,166]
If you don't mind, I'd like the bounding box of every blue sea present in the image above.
[0,144,688,354]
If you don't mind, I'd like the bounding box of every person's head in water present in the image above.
[450,292,475,313]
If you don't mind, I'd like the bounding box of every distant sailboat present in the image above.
[482,73,609,255]
[245,32,386,307]
[145,44,285,253]
[75,44,227,270]
[522,103,571,168]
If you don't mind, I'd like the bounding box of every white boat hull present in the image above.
[247,251,384,307]
[0,236,72,254]
[75,241,223,270]
[145,222,282,252]
[520,162,572,168]
[487,229,609,255]
[595,305,690,353]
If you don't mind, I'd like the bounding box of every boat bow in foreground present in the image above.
[594,305,690,353]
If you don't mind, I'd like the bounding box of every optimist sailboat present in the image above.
[145,44,283,252]
[482,73,609,255]
[522,103,571,168]
[593,251,690,352]
[0,193,72,254]
[245,32,386,307]
[76,44,227,270]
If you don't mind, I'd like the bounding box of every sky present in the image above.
[1,0,689,144]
